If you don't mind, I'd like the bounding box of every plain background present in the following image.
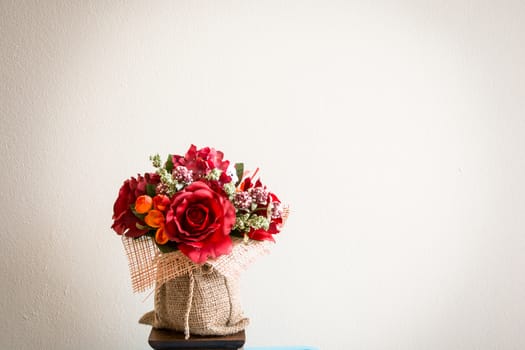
[1,1,524,349]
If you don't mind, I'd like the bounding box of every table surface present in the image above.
[148,328,245,349]
[147,328,318,350]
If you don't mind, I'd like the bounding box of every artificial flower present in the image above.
[164,182,235,263]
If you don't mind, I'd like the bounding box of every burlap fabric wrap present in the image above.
[122,235,271,339]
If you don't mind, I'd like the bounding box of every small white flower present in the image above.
[226,163,239,184]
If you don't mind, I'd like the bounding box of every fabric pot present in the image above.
[123,235,271,339]
[139,264,249,338]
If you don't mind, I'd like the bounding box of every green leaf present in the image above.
[130,204,145,219]
[230,229,244,238]
[234,163,244,186]
[157,241,179,253]
[146,183,156,197]
[135,222,150,230]
[165,154,174,173]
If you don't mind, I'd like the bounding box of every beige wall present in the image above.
[1,1,525,349]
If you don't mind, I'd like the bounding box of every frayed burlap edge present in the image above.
[121,205,289,293]
[122,235,273,294]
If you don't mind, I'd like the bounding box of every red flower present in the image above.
[153,194,170,212]
[247,193,283,242]
[172,144,230,179]
[111,173,159,238]
[164,181,236,263]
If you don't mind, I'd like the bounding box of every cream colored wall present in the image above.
[2,1,525,349]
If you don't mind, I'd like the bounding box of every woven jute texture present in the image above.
[139,265,248,338]
[123,236,273,338]
[122,207,288,294]
[122,235,273,294]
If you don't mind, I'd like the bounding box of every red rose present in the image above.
[164,181,236,263]
[172,144,230,179]
[111,173,159,238]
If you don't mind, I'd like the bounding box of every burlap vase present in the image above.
[139,264,248,337]
[123,236,272,339]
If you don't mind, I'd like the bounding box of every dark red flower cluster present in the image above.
[172,145,230,180]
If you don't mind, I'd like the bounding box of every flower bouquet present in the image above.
[111,145,287,339]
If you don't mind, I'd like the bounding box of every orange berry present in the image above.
[144,209,164,228]
[155,226,169,245]
[135,195,153,214]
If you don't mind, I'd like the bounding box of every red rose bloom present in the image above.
[164,181,236,263]
[111,173,159,238]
